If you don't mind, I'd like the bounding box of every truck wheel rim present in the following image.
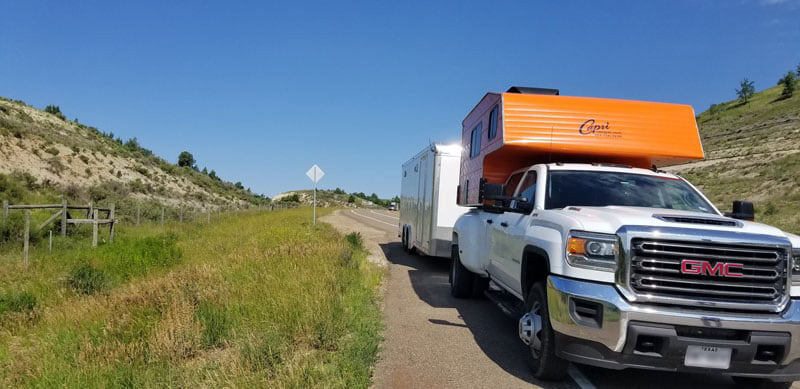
[528,301,543,358]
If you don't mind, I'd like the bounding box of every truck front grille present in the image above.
[629,238,788,310]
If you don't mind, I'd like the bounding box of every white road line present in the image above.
[568,365,596,389]
[369,209,399,220]
[350,210,397,227]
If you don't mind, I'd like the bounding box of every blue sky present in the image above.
[1,1,798,198]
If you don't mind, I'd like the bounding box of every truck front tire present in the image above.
[525,282,568,381]
[450,245,477,298]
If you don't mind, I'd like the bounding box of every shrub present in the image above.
[44,147,59,155]
[345,232,363,249]
[778,71,796,97]
[177,151,195,168]
[0,291,37,314]
[67,264,107,295]
[79,155,90,164]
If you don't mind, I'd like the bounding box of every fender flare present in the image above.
[520,245,551,301]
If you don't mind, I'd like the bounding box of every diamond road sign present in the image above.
[306,164,324,183]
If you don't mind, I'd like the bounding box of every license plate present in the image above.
[684,345,732,369]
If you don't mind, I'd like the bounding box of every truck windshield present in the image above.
[545,170,716,214]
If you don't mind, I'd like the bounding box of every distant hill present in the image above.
[0,97,267,211]
[274,189,394,208]
[666,82,800,233]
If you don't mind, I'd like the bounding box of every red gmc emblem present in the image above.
[680,259,743,277]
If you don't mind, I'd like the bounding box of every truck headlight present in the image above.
[792,249,800,285]
[566,231,619,272]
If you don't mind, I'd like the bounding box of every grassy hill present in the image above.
[667,82,800,233]
[0,97,268,217]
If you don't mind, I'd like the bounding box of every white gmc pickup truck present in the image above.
[451,162,800,387]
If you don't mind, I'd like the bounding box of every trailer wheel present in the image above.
[450,245,476,298]
[524,282,568,381]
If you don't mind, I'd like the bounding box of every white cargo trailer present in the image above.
[400,144,468,257]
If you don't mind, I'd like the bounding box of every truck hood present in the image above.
[558,206,791,239]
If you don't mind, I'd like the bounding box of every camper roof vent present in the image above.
[506,86,560,95]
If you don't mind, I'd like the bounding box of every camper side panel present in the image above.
[459,93,503,205]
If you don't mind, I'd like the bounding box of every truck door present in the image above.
[490,171,536,296]
[488,172,524,290]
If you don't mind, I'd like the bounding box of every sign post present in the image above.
[305,164,325,225]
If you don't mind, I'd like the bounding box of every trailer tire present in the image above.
[525,282,568,381]
[450,245,476,298]
[401,227,409,253]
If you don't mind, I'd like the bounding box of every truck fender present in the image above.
[452,212,489,275]
[521,245,550,302]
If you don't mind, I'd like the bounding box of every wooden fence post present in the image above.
[161,208,165,225]
[23,210,30,267]
[88,201,93,219]
[92,209,98,248]
[179,207,183,223]
[136,204,140,226]
[61,198,67,237]
[49,230,52,255]
[109,204,116,243]
[207,209,210,223]
[2,199,7,218]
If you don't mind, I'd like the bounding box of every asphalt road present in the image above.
[333,209,793,389]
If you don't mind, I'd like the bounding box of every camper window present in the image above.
[488,105,498,139]
[470,122,482,158]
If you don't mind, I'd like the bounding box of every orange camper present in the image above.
[458,87,704,206]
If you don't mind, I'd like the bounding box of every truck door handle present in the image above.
[486,219,493,224]
[500,222,509,227]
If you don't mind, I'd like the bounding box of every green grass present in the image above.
[0,207,383,387]
[678,81,800,233]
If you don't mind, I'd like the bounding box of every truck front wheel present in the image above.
[450,245,476,298]
[523,282,568,381]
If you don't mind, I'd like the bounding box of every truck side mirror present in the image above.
[480,182,505,202]
[516,200,534,214]
[725,200,755,221]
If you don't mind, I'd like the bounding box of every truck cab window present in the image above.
[504,172,524,197]
[517,172,537,203]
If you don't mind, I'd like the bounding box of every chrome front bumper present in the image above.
[547,275,800,364]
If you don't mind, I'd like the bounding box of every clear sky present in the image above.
[2,1,798,198]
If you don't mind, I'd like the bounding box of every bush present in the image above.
[345,232,363,249]
[178,151,195,168]
[67,264,107,295]
[0,291,37,314]
[79,155,90,164]
[44,147,59,156]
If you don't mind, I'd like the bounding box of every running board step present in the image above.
[484,288,524,318]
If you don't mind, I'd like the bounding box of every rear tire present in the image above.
[525,282,568,381]
[450,245,476,298]
[732,377,791,389]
